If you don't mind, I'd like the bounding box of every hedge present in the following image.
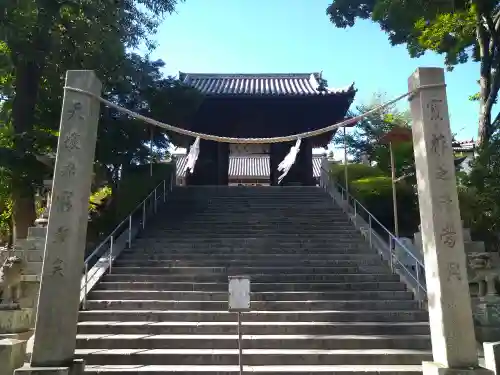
[85,162,175,253]
[350,176,419,236]
[328,163,419,236]
[330,163,385,186]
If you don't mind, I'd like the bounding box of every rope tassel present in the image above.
[277,138,301,184]
[184,137,200,174]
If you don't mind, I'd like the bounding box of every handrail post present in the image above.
[154,188,158,213]
[142,200,146,229]
[368,215,372,249]
[416,259,421,301]
[128,215,132,248]
[109,235,114,274]
[83,263,88,310]
[388,234,393,272]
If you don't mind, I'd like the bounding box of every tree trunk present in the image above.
[11,185,36,239]
[10,60,43,239]
[478,97,492,147]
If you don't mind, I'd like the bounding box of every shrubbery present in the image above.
[350,176,419,237]
[330,164,385,186]
[86,162,175,252]
[329,163,419,236]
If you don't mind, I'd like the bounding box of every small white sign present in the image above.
[228,275,251,311]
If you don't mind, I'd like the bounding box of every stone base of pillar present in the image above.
[473,297,500,343]
[12,226,46,327]
[423,362,492,375]
[0,308,32,334]
[0,307,34,371]
[15,358,85,375]
[0,338,27,375]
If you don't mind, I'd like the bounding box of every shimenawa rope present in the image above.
[63,83,445,144]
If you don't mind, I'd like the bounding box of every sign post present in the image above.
[228,275,251,375]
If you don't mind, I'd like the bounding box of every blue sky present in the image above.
[148,0,483,154]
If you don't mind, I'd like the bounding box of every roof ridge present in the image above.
[181,72,321,78]
[178,72,355,96]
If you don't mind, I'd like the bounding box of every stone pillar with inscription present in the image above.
[408,67,489,375]
[15,71,102,375]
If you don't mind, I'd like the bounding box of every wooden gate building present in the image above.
[179,72,356,186]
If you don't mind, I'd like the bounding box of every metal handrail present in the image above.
[320,166,427,299]
[81,174,175,308]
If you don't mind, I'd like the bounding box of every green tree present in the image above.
[461,131,500,250]
[95,53,202,203]
[0,0,183,238]
[333,94,414,178]
[326,0,500,146]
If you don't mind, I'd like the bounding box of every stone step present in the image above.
[135,239,365,245]
[94,281,407,292]
[25,261,43,275]
[123,247,371,254]
[134,235,362,242]
[117,253,381,261]
[164,200,337,203]
[172,197,334,200]
[108,266,389,275]
[84,364,423,375]
[78,186,430,373]
[158,213,345,218]
[138,236,363,242]
[10,250,44,262]
[78,310,429,323]
[170,196,333,200]
[127,245,370,253]
[84,299,419,311]
[148,229,359,235]
[75,334,431,350]
[169,192,330,196]
[170,195,332,198]
[154,220,352,225]
[167,197,333,201]
[170,209,348,213]
[175,185,321,189]
[101,273,401,283]
[76,348,433,366]
[168,204,337,209]
[153,214,349,219]
[130,235,364,242]
[113,258,384,267]
[77,321,430,336]
[87,290,414,302]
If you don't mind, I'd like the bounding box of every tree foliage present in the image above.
[0,0,199,240]
[329,164,419,236]
[326,0,500,145]
[461,132,500,250]
[333,94,414,178]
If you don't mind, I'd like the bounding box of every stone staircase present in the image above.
[76,186,432,374]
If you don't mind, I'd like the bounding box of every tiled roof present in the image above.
[175,155,325,178]
[179,72,354,97]
[452,139,475,152]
